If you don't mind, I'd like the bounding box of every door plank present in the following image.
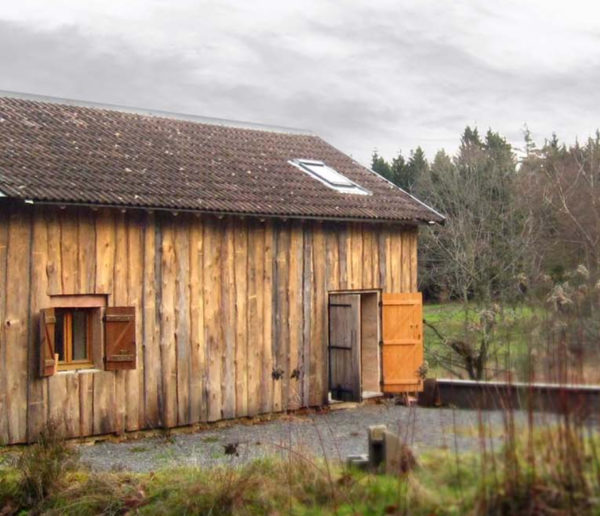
[381,292,423,392]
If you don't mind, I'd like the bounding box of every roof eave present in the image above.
[4,197,430,226]
[365,167,446,225]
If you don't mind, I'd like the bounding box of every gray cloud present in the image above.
[1,2,600,165]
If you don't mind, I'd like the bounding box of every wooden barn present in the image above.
[0,93,443,444]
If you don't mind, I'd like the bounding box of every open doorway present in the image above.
[328,290,382,402]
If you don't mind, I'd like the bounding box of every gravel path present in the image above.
[76,405,565,472]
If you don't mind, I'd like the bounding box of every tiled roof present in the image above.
[0,94,443,224]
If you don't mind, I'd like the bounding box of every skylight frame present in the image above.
[290,159,371,195]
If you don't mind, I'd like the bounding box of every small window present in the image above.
[290,159,371,195]
[39,299,137,377]
[55,308,93,369]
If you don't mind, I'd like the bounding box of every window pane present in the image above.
[304,162,354,186]
[54,310,65,362]
[72,311,88,361]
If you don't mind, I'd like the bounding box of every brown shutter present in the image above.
[381,293,424,393]
[104,306,136,370]
[39,308,58,377]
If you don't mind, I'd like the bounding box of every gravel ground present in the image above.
[74,404,567,473]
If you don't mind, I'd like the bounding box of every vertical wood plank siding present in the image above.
[0,202,418,444]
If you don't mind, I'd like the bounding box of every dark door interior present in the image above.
[328,293,361,401]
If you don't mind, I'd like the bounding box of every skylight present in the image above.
[290,159,370,195]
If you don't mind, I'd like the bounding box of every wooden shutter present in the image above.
[104,306,136,370]
[39,308,57,377]
[328,293,361,401]
[381,293,423,393]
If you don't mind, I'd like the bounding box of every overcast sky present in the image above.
[2,0,599,165]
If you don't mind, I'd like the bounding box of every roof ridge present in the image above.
[0,89,315,136]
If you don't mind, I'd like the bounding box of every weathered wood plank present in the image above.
[362,225,373,288]
[92,371,115,435]
[4,208,32,443]
[93,209,116,435]
[95,210,115,295]
[78,372,94,436]
[349,223,363,290]
[59,208,79,294]
[46,209,62,295]
[221,218,236,419]
[27,207,50,441]
[49,372,80,438]
[126,213,144,431]
[400,229,410,293]
[301,225,313,407]
[204,218,222,422]
[174,219,191,426]
[273,223,289,412]
[246,220,264,417]
[233,218,248,417]
[311,224,327,406]
[0,206,8,443]
[189,216,207,423]
[65,374,80,437]
[410,227,418,292]
[287,222,303,410]
[338,224,348,290]
[142,212,160,427]
[370,225,380,289]
[378,228,388,290]
[77,208,96,293]
[261,220,274,414]
[325,223,340,292]
[159,216,178,428]
[391,230,402,292]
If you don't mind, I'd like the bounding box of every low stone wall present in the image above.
[420,378,600,417]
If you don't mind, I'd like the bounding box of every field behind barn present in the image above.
[424,301,600,385]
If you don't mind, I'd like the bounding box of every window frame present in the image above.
[55,308,94,371]
[289,159,371,195]
[49,294,107,373]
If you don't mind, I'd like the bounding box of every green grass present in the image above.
[4,418,600,515]
[3,439,598,515]
[424,302,544,380]
[0,451,483,515]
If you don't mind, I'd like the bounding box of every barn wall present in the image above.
[0,202,418,444]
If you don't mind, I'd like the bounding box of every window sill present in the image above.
[56,368,103,375]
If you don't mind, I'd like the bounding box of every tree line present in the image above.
[372,128,600,304]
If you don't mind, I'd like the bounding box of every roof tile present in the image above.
[0,96,443,223]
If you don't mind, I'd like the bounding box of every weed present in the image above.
[17,422,78,507]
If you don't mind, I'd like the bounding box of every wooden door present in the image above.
[381,293,423,393]
[328,293,361,401]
